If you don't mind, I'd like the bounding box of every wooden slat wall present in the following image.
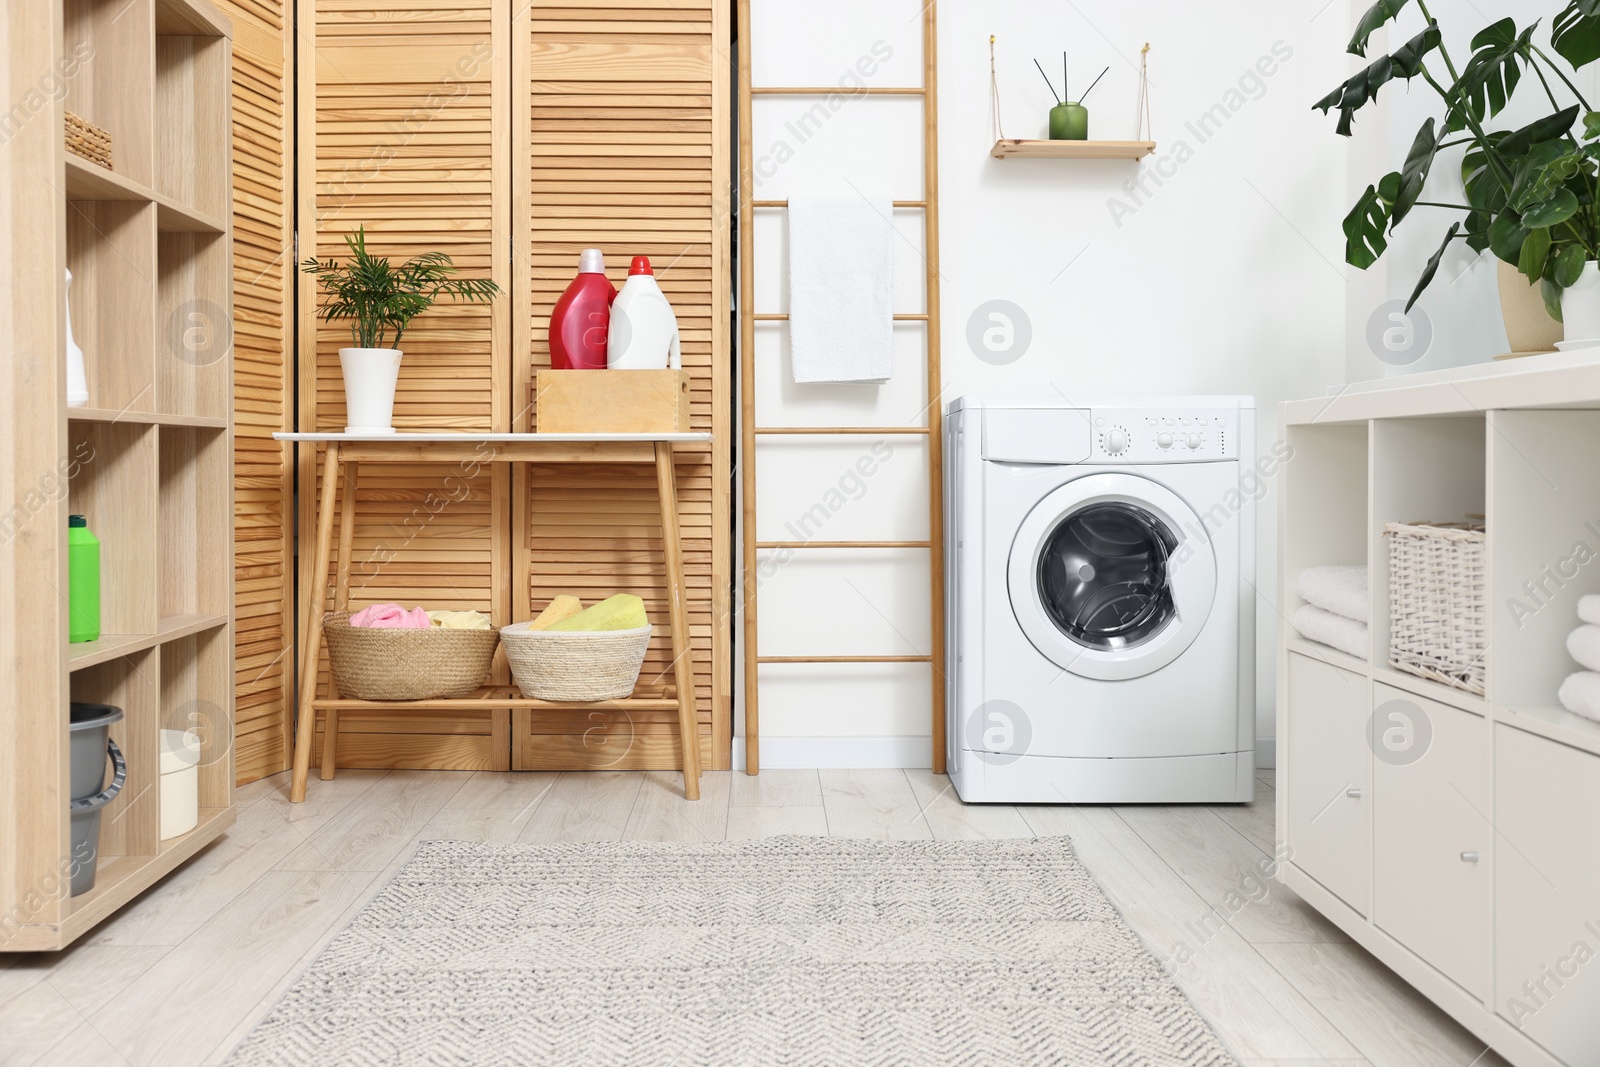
[513,0,731,770]
[296,0,513,771]
[214,0,295,784]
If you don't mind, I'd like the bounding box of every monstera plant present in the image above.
[1316,0,1600,333]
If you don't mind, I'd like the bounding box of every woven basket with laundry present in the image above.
[322,611,499,701]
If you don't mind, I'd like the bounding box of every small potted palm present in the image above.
[302,226,502,433]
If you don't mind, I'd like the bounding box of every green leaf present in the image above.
[1585,110,1600,139]
[1453,20,1537,130]
[1463,133,1510,214]
[1390,119,1443,226]
[1555,1,1600,70]
[1519,226,1552,281]
[1344,182,1395,268]
[1554,242,1589,286]
[1520,188,1581,228]
[1405,221,1461,311]
[1349,0,1413,57]
[1465,210,1492,254]
[1497,106,1581,157]
[1543,275,1566,321]
[1489,211,1530,264]
[1315,24,1440,136]
[1508,140,1581,212]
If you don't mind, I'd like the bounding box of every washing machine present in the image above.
[944,396,1255,803]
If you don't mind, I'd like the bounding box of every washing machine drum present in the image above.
[1008,473,1217,681]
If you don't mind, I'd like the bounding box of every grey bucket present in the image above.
[69,702,127,897]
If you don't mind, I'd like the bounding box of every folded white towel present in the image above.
[1295,565,1368,624]
[1569,625,1600,672]
[1581,594,1600,626]
[1559,671,1600,723]
[788,195,894,383]
[1293,603,1368,660]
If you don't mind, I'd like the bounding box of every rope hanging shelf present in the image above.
[989,37,1155,160]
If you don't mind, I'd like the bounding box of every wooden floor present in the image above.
[0,766,1510,1067]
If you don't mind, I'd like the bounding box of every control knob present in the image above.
[1104,428,1129,455]
[1156,432,1173,449]
[1186,433,1202,450]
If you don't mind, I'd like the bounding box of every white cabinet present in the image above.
[1278,371,1600,1066]
[1495,725,1600,1065]
[1286,653,1369,916]
[1372,685,1489,1000]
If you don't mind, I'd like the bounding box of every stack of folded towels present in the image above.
[347,603,492,630]
[1558,595,1600,722]
[1293,565,1369,659]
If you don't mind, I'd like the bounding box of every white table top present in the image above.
[274,431,712,443]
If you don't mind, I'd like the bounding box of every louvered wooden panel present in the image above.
[213,1,295,785]
[297,0,512,771]
[514,0,731,770]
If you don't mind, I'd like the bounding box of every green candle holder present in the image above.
[1049,102,1089,141]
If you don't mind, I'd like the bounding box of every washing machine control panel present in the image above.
[1092,409,1238,462]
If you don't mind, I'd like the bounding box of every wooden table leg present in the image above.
[321,461,359,781]
[654,442,701,800]
[291,443,341,803]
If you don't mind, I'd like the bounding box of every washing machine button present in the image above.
[1156,432,1173,449]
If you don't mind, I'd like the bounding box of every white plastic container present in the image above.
[607,256,681,370]
[159,728,201,840]
[65,268,89,407]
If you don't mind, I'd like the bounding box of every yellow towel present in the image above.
[529,595,584,631]
[546,593,647,632]
[427,609,492,631]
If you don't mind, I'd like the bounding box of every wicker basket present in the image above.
[1385,521,1487,695]
[321,612,499,701]
[64,111,113,170]
[500,622,652,702]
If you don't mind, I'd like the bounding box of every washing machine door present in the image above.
[1007,472,1216,681]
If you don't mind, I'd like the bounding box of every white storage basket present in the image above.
[500,623,652,702]
[1385,520,1487,695]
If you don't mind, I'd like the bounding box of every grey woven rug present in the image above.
[225,836,1238,1066]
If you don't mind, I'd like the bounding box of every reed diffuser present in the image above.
[1036,56,1108,141]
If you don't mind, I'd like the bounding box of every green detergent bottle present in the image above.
[68,514,100,643]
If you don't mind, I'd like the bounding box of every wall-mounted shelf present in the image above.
[990,139,1155,160]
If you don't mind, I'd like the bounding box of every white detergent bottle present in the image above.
[65,268,89,407]
[607,256,681,370]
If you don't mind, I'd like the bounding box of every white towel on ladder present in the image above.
[788,195,894,383]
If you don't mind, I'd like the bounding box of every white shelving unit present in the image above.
[1277,352,1600,1067]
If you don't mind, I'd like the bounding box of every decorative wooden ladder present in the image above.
[736,0,945,774]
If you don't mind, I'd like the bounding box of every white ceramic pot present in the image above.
[338,347,402,433]
[1561,261,1600,345]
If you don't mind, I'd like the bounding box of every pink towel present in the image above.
[348,603,430,629]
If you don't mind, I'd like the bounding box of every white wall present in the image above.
[743,1,1356,767]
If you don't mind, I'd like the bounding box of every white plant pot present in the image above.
[1561,261,1600,345]
[338,347,402,434]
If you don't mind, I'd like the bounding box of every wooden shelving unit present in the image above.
[0,0,234,952]
[990,139,1156,160]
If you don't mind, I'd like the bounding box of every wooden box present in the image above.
[535,369,692,433]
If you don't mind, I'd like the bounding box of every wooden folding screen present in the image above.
[511,0,731,770]
[215,0,295,783]
[290,0,731,772]
[295,0,514,771]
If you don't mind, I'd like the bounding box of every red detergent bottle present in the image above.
[548,248,616,370]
